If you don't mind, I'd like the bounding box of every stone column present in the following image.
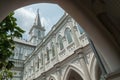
[78,53,91,80]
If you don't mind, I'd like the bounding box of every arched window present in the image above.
[46,47,50,61]
[38,31,41,37]
[33,59,35,72]
[65,28,73,43]
[77,24,84,34]
[37,57,39,68]
[51,42,55,57]
[41,53,43,65]
[14,48,18,57]
[58,35,64,50]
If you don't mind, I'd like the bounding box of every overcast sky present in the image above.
[14,3,64,40]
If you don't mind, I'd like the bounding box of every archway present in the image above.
[67,70,83,80]
[90,57,102,80]
[63,65,84,80]
[0,0,120,74]
[95,62,102,80]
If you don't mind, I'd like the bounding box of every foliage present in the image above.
[0,12,24,79]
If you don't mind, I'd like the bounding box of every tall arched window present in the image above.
[51,42,55,57]
[58,35,64,50]
[33,59,35,72]
[65,28,73,43]
[37,57,39,68]
[14,48,18,57]
[38,31,41,37]
[41,53,43,65]
[46,47,50,61]
[77,24,84,34]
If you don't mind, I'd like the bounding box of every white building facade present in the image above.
[11,12,102,80]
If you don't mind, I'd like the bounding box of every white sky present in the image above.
[14,3,64,40]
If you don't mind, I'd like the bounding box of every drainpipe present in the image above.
[87,36,107,79]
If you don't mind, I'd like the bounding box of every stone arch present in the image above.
[89,54,96,72]
[63,25,72,33]
[90,56,102,80]
[63,65,84,80]
[1,0,120,73]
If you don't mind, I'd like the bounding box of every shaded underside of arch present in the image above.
[67,69,83,80]
[63,65,84,80]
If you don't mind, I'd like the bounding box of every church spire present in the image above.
[34,9,42,27]
[29,9,45,45]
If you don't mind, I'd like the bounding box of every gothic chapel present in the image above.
[10,10,102,80]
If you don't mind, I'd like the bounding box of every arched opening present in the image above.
[57,35,64,50]
[63,65,84,80]
[95,63,102,80]
[1,0,120,79]
[66,69,83,80]
[90,57,103,80]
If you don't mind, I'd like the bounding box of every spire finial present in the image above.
[34,8,41,26]
[37,9,39,14]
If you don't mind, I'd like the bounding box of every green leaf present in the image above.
[0,12,24,79]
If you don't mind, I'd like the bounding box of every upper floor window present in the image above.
[14,48,18,57]
[33,59,35,72]
[38,31,41,37]
[41,53,43,65]
[58,35,64,50]
[65,28,73,43]
[37,57,39,68]
[19,54,23,59]
[77,24,84,34]
[51,42,55,57]
[46,47,50,61]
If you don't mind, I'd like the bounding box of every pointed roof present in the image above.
[34,9,42,27]
[29,9,45,34]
